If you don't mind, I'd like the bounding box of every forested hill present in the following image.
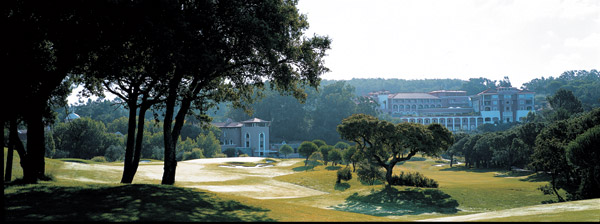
[320,78,466,96]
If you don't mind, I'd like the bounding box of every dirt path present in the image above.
[418,198,600,222]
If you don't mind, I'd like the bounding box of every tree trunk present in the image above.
[162,79,179,185]
[24,108,46,183]
[5,119,16,182]
[121,102,149,184]
[161,75,201,185]
[120,99,139,184]
[449,154,454,168]
[385,165,394,186]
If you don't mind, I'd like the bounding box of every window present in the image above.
[259,133,265,153]
[506,106,510,111]
[245,133,250,148]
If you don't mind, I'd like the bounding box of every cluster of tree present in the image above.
[3,0,330,185]
[297,139,350,167]
[320,78,466,96]
[445,89,599,201]
[225,81,379,144]
[32,113,225,163]
[523,70,600,110]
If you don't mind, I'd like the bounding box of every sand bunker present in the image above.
[60,157,320,199]
[419,198,600,221]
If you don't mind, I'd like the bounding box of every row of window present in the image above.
[392,99,442,103]
[483,100,533,105]
[392,104,443,110]
[244,133,265,151]
[483,94,534,100]
[483,106,533,111]
[222,132,266,151]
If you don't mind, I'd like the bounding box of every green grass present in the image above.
[4,149,596,222]
[4,183,274,222]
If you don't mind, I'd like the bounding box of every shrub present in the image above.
[308,151,324,167]
[91,156,107,163]
[183,148,204,160]
[279,144,294,158]
[389,171,438,188]
[337,167,352,183]
[213,153,227,158]
[105,145,125,162]
[356,162,385,185]
[224,148,237,157]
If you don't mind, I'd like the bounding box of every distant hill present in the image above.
[320,78,466,96]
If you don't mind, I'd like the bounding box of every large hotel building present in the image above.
[369,87,535,131]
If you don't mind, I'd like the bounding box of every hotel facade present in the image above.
[369,87,535,131]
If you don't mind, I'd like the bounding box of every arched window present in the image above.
[245,133,250,148]
[259,133,265,153]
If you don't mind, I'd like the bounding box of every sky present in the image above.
[68,0,599,104]
[296,0,600,88]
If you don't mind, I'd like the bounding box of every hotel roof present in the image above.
[212,118,270,128]
[389,92,439,99]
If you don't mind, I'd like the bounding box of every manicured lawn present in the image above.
[4,149,595,222]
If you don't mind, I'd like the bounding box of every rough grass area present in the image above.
[330,186,459,216]
[4,183,274,222]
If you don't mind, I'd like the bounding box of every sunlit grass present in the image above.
[4,149,593,222]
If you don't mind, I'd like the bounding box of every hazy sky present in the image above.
[296,0,600,88]
[68,0,599,104]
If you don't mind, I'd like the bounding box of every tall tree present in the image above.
[78,0,180,183]
[4,0,105,183]
[337,114,453,186]
[159,0,330,185]
[546,88,584,121]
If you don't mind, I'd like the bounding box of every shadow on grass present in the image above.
[330,187,459,217]
[334,182,350,191]
[4,184,275,222]
[440,165,507,173]
[519,172,552,182]
[325,166,341,171]
[292,165,314,172]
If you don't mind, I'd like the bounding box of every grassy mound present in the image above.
[331,186,459,216]
[4,183,274,222]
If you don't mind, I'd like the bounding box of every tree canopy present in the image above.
[337,114,453,186]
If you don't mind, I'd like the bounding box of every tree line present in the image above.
[445,89,600,202]
[3,0,330,185]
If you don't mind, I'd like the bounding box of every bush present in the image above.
[213,153,227,158]
[183,148,204,160]
[54,149,69,159]
[105,145,125,162]
[337,167,352,183]
[356,162,385,185]
[389,171,438,188]
[91,156,107,163]
[224,148,237,157]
